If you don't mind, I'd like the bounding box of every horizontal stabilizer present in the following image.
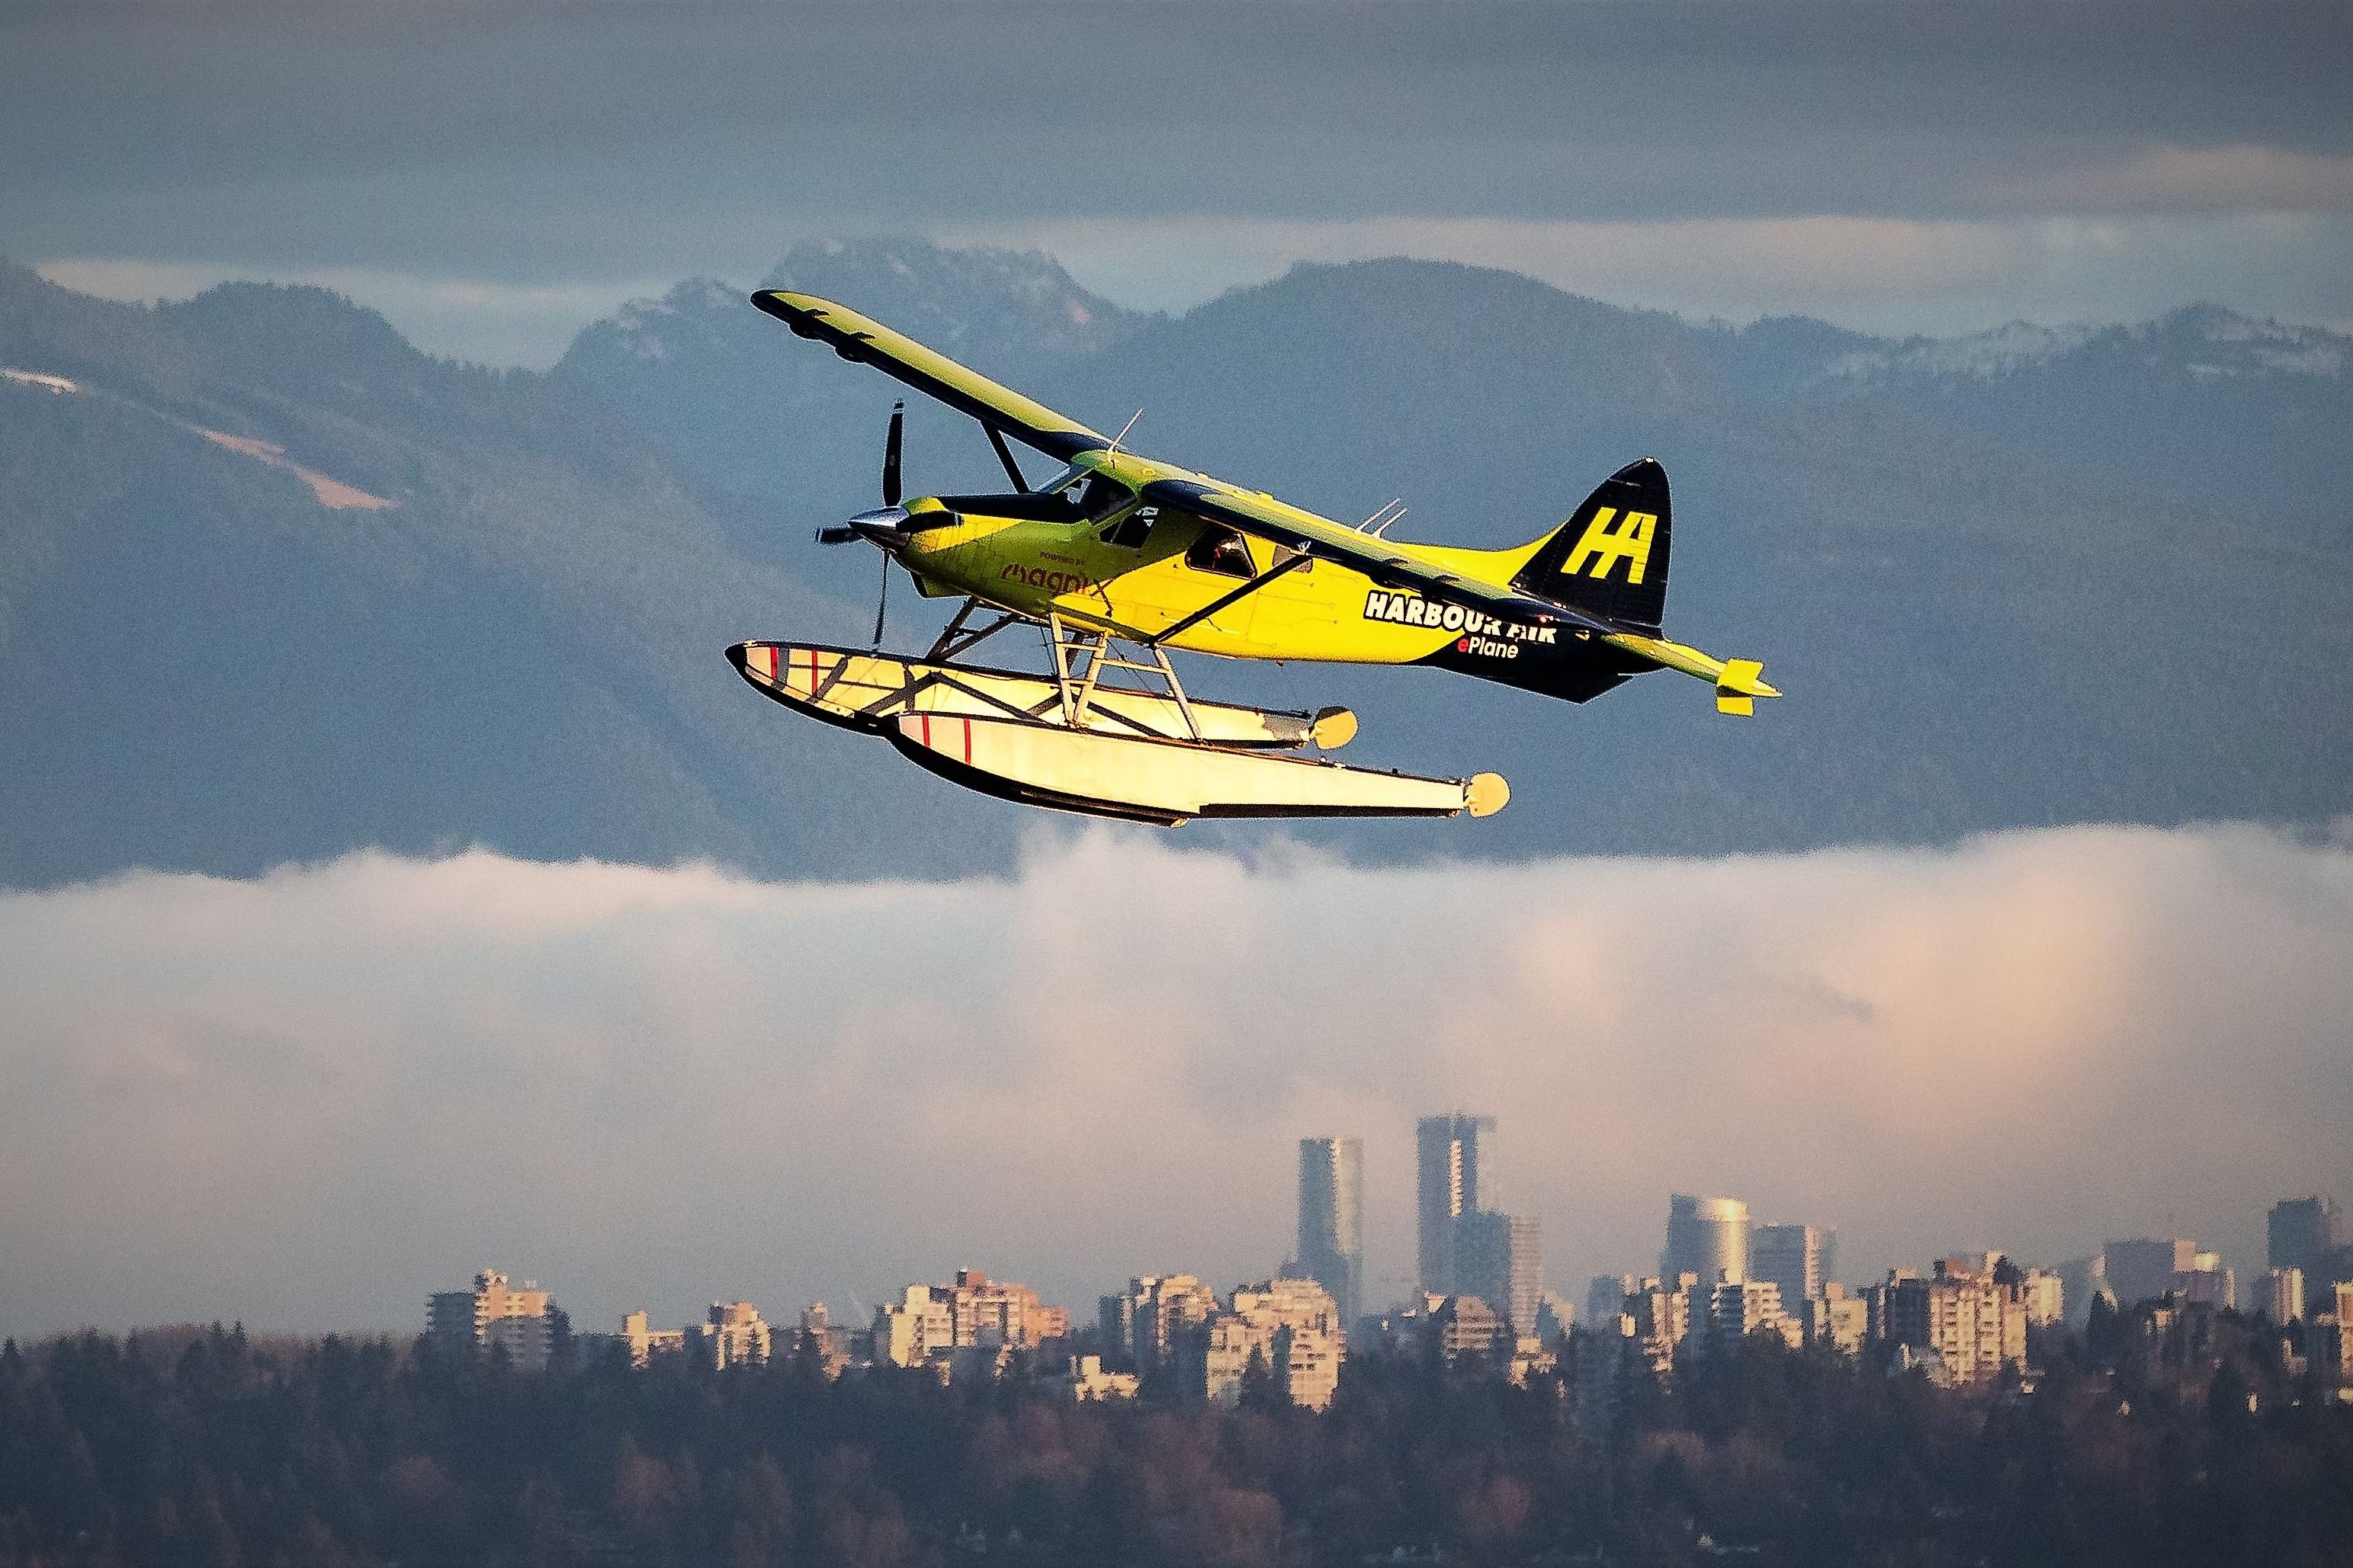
[1713,658,1777,717]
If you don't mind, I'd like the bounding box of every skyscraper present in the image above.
[2269,1196,2342,1278]
[1297,1137,1365,1325]
[1458,1210,1544,1333]
[1417,1113,1497,1295]
[2102,1237,2195,1306]
[1662,1195,1749,1286]
[1750,1223,1828,1308]
[2262,1267,2306,1324]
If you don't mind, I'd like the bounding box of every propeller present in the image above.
[816,401,913,545]
[873,402,907,643]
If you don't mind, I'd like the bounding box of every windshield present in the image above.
[1072,473,1134,522]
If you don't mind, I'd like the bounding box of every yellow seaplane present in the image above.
[727,290,1780,825]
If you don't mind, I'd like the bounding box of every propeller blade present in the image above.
[872,553,890,646]
[986,425,1030,492]
[815,525,860,545]
[882,400,904,507]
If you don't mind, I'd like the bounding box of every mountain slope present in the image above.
[0,260,1010,887]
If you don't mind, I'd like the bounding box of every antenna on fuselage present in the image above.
[1106,409,1143,455]
[1358,499,1404,534]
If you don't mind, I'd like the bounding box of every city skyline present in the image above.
[129,1166,2350,1364]
[394,1178,2347,1409]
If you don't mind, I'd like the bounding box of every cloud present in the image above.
[2,823,2348,1340]
[2001,145,2353,215]
[940,213,2353,334]
[9,0,2353,356]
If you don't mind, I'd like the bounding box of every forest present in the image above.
[2,1311,2348,1568]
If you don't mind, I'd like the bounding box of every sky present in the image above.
[4,822,2348,1339]
[7,0,2352,364]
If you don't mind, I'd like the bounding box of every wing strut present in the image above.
[985,426,1030,492]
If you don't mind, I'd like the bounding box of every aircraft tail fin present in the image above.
[1511,457,1671,632]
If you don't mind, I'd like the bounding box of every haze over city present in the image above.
[5,822,2347,1336]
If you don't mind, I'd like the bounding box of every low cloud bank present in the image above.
[2,823,2348,1338]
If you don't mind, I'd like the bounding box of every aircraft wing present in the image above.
[753,290,1109,461]
[1141,479,1617,637]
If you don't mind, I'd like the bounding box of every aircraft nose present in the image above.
[845,505,910,543]
[816,505,913,547]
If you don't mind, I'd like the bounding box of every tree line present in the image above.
[1,1311,2348,1567]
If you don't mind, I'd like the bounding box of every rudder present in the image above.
[1512,457,1671,632]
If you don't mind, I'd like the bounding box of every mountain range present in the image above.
[5,239,2348,887]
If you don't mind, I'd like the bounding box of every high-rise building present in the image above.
[1457,1211,1543,1334]
[427,1270,554,1370]
[1064,1354,1140,1402]
[875,1269,1068,1371]
[2269,1197,2342,1280]
[2056,1255,2113,1329]
[1705,1278,1800,1352]
[1203,1278,1347,1409]
[1101,1274,1220,1375]
[1417,1114,1498,1295]
[1806,1283,1870,1355]
[1427,1294,1506,1364]
[2262,1267,2307,1325]
[1587,1273,1639,1332]
[874,1284,955,1368]
[2019,1268,2066,1328]
[1626,1275,1696,1372]
[1297,1137,1365,1325]
[1750,1223,1828,1310]
[2295,1281,2353,1384]
[2102,1238,2196,1307]
[1880,1259,2030,1384]
[798,1303,855,1378]
[700,1300,772,1368]
[2182,1252,2236,1310]
[618,1310,688,1367]
[1663,1195,1749,1287]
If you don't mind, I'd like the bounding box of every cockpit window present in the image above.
[1184,524,1257,579]
[1074,473,1133,522]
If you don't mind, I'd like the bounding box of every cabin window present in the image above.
[1102,505,1157,550]
[1185,524,1257,579]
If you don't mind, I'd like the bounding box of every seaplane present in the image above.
[727,290,1780,825]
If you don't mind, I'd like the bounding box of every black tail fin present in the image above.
[1511,457,1671,633]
